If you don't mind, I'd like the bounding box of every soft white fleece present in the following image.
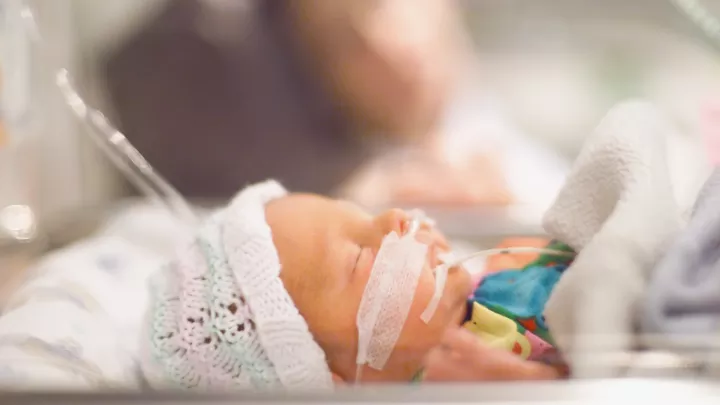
[542,100,708,377]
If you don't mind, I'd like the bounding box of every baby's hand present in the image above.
[422,328,561,382]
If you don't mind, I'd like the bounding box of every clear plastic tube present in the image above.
[670,0,720,46]
[442,247,575,275]
[421,246,576,323]
[16,2,200,228]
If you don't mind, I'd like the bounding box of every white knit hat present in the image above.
[141,180,333,391]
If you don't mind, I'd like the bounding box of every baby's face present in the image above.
[266,194,472,382]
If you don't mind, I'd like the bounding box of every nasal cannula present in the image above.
[405,211,575,276]
[439,247,574,275]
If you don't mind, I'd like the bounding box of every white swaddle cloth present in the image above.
[0,181,334,391]
[0,204,185,390]
[141,181,333,391]
[542,100,709,377]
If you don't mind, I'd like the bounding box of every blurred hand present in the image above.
[340,147,514,207]
[423,328,560,382]
[390,151,513,206]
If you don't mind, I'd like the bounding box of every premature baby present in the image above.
[0,100,695,389]
[142,180,562,390]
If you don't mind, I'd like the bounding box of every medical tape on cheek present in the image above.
[355,230,428,375]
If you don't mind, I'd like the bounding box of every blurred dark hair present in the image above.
[259,0,289,21]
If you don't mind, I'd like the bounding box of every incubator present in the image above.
[2,0,720,402]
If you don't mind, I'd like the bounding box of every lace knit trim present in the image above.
[145,180,332,390]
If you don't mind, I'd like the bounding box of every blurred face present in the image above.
[288,0,462,139]
[266,195,472,382]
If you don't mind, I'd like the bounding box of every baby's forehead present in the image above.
[273,193,368,218]
[267,194,348,294]
[267,194,330,235]
[266,194,372,253]
[275,193,332,207]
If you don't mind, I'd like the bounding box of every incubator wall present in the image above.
[1,0,720,399]
[463,0,720,153]
[0,0,714,237]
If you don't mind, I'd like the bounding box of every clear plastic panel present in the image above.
[14,1,199,228]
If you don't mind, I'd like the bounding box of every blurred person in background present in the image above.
[103,0,502,201]
[98,0,531,382]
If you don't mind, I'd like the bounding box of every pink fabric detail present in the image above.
[525,331,554,361]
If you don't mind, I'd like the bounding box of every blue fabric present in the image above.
[473,264,567,337]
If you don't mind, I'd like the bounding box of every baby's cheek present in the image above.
[407,272,449,331]
[409,267,470,328]
[393,274,447,356]
[411,271,438,316]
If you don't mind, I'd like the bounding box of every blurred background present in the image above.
[1,0,720,301]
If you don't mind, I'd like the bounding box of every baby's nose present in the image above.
[373,209,449,249]
[374,208,411,236]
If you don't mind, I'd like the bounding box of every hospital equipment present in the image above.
[422,244,574,323]
[0,0,29,126]
[12,0,578,287]
[0,379,717,404]
[671,0,720,47]
[2,1,719,397]
[355,208,577,378]
[12,1,199,228]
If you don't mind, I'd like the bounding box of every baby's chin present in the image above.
[446,265,474,322]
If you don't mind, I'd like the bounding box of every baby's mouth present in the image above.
[449,264,475,314]
[460,300,474,325]
[420,247,474,324]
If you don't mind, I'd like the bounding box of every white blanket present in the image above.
[0,204,191,390]
[543,100,711,377]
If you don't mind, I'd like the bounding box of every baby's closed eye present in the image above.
[353,247,375,278]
